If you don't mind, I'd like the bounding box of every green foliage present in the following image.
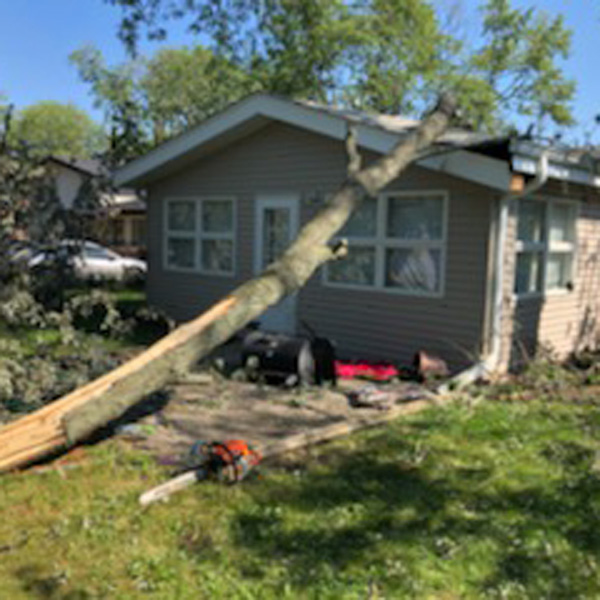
[0,113,66,295]
[103,0,576,135]
[0,334,120,419]
[142,46,256,142]
[343,0,460,115]
[70,43,254,158]
[0,288,172,419]
[0,101,99,299]
[466,0,575,131]
[0,290,48,330]
[69,45,151,163]
[9,101,106,158]
[0,99,111,312]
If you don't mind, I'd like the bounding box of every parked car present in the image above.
[30,241,147,283]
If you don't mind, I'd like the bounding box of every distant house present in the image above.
[114,94,600,373]
[47,156,146,257]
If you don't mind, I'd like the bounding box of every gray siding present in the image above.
[146,121,494,371]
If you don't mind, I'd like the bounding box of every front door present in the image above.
[254,193,300,333]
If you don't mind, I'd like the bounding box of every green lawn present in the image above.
[2,393,600,599]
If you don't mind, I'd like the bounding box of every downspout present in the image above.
[438,149,549,393]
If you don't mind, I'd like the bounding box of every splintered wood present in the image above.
[0,297,236,472]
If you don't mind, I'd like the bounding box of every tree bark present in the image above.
[0,94,456,472]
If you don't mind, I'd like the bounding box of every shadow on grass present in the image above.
[217,431,600,596]
[15,565,92,600]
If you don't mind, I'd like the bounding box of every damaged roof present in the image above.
[114,93,600,191]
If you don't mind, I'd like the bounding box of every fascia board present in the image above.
[512,154,600,188]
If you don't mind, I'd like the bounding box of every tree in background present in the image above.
[103,0,576,137]
[466,0,575,132]
[0,96,107,309]
[9,101,106,159]
[0,101,61,296]
[70,44,255,153]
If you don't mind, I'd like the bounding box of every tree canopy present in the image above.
[9,101,106,159]
[70,43,254,154]
[98,0,575,144]
[467,0,575,131]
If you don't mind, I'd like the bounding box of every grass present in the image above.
[2,393,600,599]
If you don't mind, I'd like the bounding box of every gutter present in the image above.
[438,150,549,393]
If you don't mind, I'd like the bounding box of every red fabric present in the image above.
[335,361,399,381]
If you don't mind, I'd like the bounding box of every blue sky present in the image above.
[0,0,597,140]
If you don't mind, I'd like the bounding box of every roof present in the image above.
[296,98,493,147]
[48,155,144,208]
[99,191,146,212]
[47,156,107,177]
[114,93,600,191]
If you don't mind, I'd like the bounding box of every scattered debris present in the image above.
[397,383,436,402]
[174,372,214,386]
[347,385,394,410]
[115,423,158,439]
[413,351,449,381]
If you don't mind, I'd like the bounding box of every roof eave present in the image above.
[510,140,600,189]
[113,93,513,192]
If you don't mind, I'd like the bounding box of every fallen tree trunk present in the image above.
[0,94,456,472]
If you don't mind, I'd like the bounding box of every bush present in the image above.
[0,288,173,420]
[0,338,120,422]
[0,290,48,329]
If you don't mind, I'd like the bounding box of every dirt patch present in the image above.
[118,375,434,465]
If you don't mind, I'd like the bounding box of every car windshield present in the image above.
[83,246,115,260]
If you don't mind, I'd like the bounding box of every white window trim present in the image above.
[514,195,578,299]
[323,190,449,298]
[163,196,237,276]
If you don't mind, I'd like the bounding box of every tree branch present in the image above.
[345,124,362,178]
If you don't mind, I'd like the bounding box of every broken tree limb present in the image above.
[0,94,456,473]
[345,124,362,177]
[0,297,236,471]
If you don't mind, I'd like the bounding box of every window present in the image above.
[84,246,114,260]
[165,197,235,274]
[514,198,576,295]
[325,191,447,295]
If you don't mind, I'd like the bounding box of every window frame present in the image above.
[163,196,237,276]
[323,190,449,298]
[514,196,578,299]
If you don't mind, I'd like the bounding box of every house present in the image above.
[114,94,600,373]
[47,156,146,256]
